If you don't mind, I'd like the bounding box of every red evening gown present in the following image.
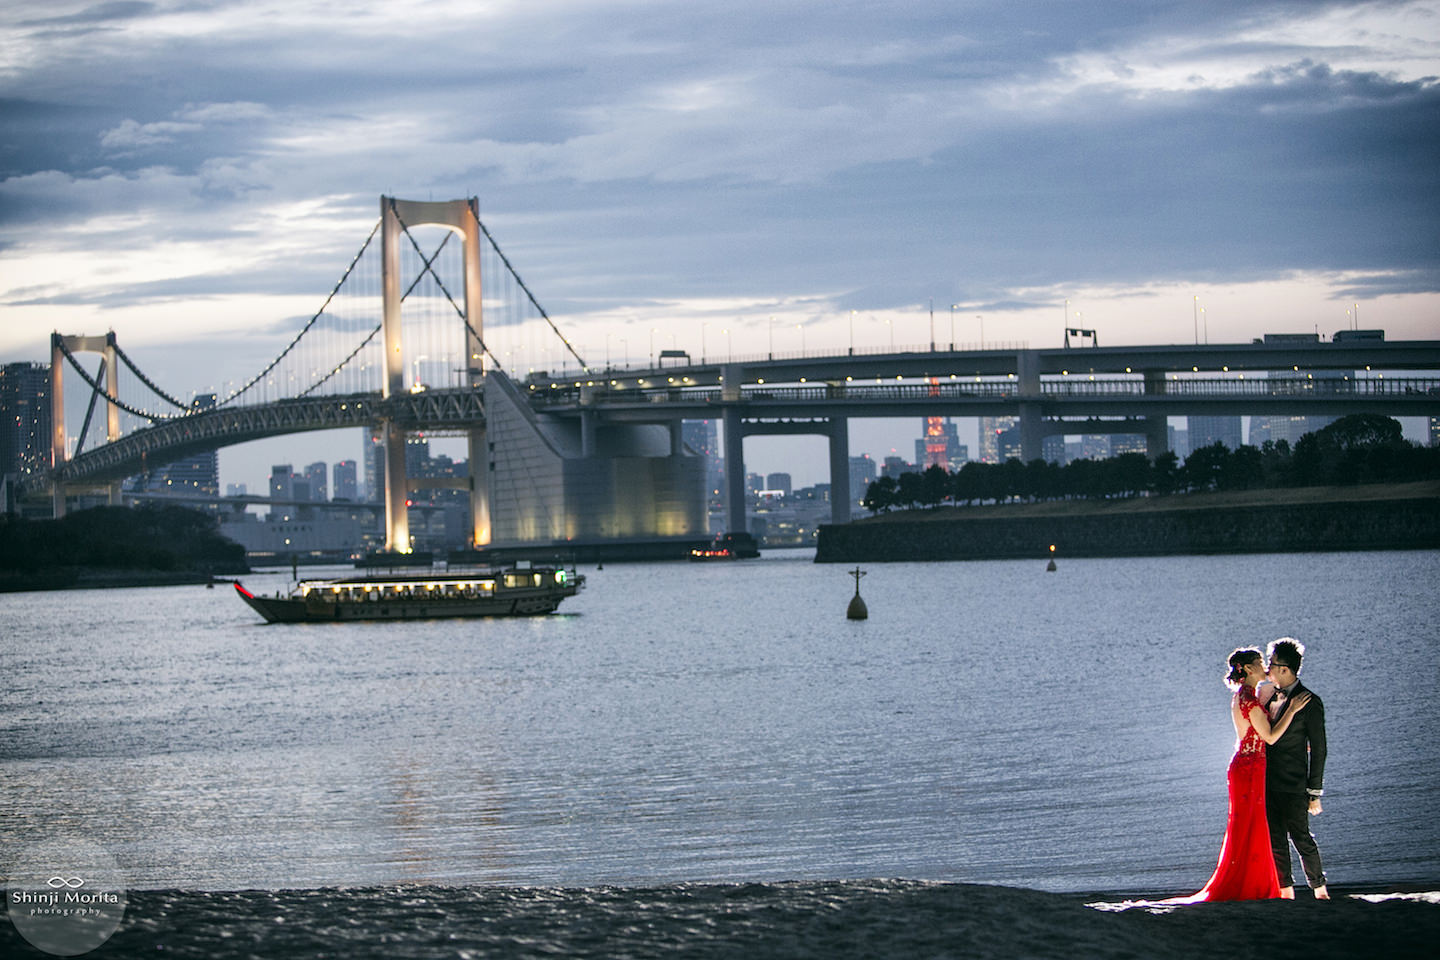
[1175,683,1282,902]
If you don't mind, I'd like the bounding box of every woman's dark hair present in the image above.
[1226,647,1263,689]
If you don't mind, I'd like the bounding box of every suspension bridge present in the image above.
[42,196,1440,555]
[49,197,591,553]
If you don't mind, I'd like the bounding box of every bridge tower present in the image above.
[49,331,123,516]
[379,196,490,552]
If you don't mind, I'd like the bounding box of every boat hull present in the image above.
[234,574,582,624]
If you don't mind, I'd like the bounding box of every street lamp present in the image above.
[977,315,984,350]
[849,310,856,355]
[650,327,657,367]
[797,323,805,354]
[950,304,958,350]
[701,321,708,363]
[768,315,775,359]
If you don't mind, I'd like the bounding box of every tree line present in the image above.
[0,504,248,573]
[862,414,1440,513]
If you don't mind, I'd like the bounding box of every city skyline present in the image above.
[2,1,1437,491]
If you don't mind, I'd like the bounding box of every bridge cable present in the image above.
[295,232,458,398]
[111,341,188,410]
[473,214,588,371]
[56,338,170,422]
[392,211,506,375]
[214,217,383,409]
[72,358,109,456]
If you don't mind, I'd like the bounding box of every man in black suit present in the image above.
[1266,637,1328,900]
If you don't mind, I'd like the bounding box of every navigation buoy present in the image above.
[1046,544,1057,572]
[846,566,868,620]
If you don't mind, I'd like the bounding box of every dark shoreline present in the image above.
[0,569,238,593]
[817,483,1440,562]
[4,879,1436,960]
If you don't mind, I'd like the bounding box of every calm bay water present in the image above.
[2,549,1438,898]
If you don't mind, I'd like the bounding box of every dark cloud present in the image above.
[1,0,1436,339]
[19,2,155,28]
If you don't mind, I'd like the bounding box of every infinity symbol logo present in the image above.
[46,877,86,888]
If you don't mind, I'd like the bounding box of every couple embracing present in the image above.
[1179,638,1329,902]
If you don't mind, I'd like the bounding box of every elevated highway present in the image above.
[51,337,1440,539]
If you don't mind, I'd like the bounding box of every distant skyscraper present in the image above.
[364,427,384,502]
[1188,416,1243,451]
[1042,435,1066,464]
[304,461,328,501]
[995,429,1023,462]
[978,416,1017,463]
[915,417,963,470]
[405,434,431,475]
[269,464,294,501]
[1170,426,1190,459]
[683,419,723,498]
[333,460,358,501]
[1081,435,1111,460]
[881,456,911,478]
[1431,417,1439,447]
[849,455,876,503]
[145,393,219,494]
[0,362,51,480]
[1111,434,1148,456]
[765,472,792,496]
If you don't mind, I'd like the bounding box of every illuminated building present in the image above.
[483,373,705,546]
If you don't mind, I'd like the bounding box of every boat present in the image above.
[689,532,760,560]
[234,561,584,623]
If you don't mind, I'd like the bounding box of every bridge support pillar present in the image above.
[580,410,597,458]
[468,426,490,546]
[1016,350,1044,462]
[1142,370,1169,459]
[49,331,122,519]
[382,419,410,552]
[1144,416,1169,458]
[722,406,746,536]
[669,420,684,457]
[1018,403,1044,462]
[827,418,851,525]
[382,197,484,395]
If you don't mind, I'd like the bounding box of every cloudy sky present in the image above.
[2,0,1437,489]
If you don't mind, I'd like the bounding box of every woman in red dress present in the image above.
[1174,647,1312,903]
